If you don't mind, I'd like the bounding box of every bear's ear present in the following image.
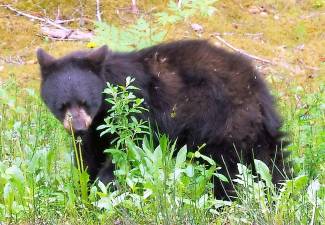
[86,45,110,64]
[37,48,55,68]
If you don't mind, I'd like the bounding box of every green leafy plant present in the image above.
[281,83,325,180]
[294,22,307,42]
[231,160,324,224]
[0,79,73,222]
[92,0,218,50]
[98,77,149,147]
[313,0,324,8]
[156,0,218,25]
[93,18,167,51]
[94,77,230,223]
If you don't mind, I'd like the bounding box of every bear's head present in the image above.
[37,46,109,134]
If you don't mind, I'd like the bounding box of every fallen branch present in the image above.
[2,4,93,41]
[37,34,85,41]
[41,26,93,40]
[213,34,273,64]
[2,4,70,31]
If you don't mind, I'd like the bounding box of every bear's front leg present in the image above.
[97,159,115,184]
[76,132,104,183]
[77,129,115,184]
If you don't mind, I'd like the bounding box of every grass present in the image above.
[0,0,324,224]
[0,74,324,224]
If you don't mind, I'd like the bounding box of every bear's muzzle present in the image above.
[63,106,92,133]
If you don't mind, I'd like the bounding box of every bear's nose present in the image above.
[63,107,92,133]
[71,117,88,133]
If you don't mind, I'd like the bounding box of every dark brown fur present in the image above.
[38,40,289,198]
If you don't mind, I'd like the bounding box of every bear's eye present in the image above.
[79,100,89,109]
[59,103,69,111]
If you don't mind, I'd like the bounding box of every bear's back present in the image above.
[114,40,277,150]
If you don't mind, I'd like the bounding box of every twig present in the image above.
[0,56,25,65]
[300,12,325,19]
[55,18,95,24]
[244,32,263,37]
[304,65,320,71]
[213,34,273,64]
[55,6,60,21]
[2,4,70,32]
[214,34,320,73]
[96,0,102,22]
[131,0,139,14]
[77,0,85,26]
[116,9,133,23]
[178,0,183,8]
[36,34,85,41]
[54,18,77,24]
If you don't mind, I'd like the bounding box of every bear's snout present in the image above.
[63,106,92,133]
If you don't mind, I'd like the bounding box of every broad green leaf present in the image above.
[185,165,194,177]
[214,173,229,182]
[199,154,216,166]
[282,175,308,194]
[127,140,142,161]
[6,166,24,181]
[307,179,320,204]
[153,146,162,166]
[97,180,107,195]
[175,145,187,168]
[142,136,154,161]
[254,159,273,188]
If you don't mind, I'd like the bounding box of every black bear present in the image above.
[37,40,288,198]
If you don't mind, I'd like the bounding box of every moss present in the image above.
[0,0,323,88]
